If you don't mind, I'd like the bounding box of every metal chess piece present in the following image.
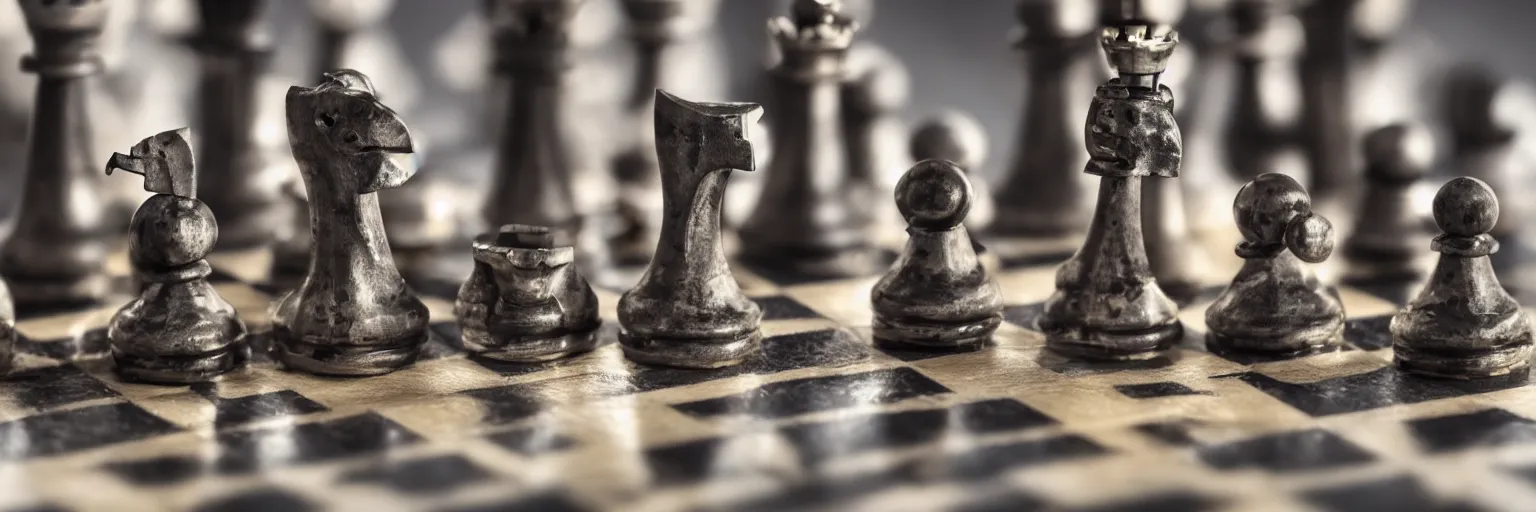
[1039,24,1184,361]
[1,0,115,309]
[872,159,1003,350]
[1393,177,1533,379]
[1207,173,1343,356]
[1343,123,1433,283]
[456,225,600,362]
[1443,65,1526,241]
[619,90,763,369]
[104,128,249,384]
[738,0,883,279]
[188,0,291,250]
[909,111,994,233]
[271,70,429,376]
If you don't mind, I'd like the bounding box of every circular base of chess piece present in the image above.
[619,330,762,369]
[1394,340,1533,380]
[1042,321,1183,361]
[273,333,427,377]
[468,329,601,363]
[873,315,1001,351]
[112,340,249,385]
[1205,323,1343,359]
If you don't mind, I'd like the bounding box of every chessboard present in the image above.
[6,228,1536,512]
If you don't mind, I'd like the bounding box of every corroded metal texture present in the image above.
[456,224,600,362]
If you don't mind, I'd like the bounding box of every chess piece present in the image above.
[1224,0,1305,181]
[456,224,600,362]
[1443,65,1526,241]
[991,0,1101,237]
[484,0,611,280]
[0,277,15,376]
[188,0,290,250]
[1207,173,1343,355]
[843,42,912,230]
[1039,24,1184,361]
[104,128,249,384]
[1,0,115,309]
[872,159,1003,350]
[909,110,994,232]
[1343,123,1433,283]
[619,90,762,369]
[271,70,429,376]
[738,0,882,279]
[1392,177,1533,379]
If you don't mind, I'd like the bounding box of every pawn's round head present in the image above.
[1433,176,1499,237]
[1362,122,1433,184]
[896,159,973,231]
[909,110,988,170]
[128,195,218,269]
[1233,172,1310,245]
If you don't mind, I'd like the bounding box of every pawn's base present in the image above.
[1206,326,1344,360]
[619,330,762,369]
[466,327,601,363]
[273,330,426,377]
[873,314,1001,351]
[1394,341,1534,380]
[1043,321,1184,361]
[113,340,249,385]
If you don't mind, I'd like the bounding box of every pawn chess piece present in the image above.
[1443,65,1526,241]
[1207,173,1343,356]
[456,225,600,362]
[871,160,1003,350]
[909,111,994,232]
[1392,177,1534,379]
[0,278,15,376]
[1039,23,1184,361]
[271,70,429,376]
[1343,123,1433,283]
[103,128,249,384]
[619,90,763,368]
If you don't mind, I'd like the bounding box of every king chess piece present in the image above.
[271,70,429,376]
[871,159,1003,350]
[1039,23,1184,361]
[1392,177,1534,379]
[456,224,600,362]
[104,128,249,384]
[1206,173,1343,356]
[619,90,763,369]
[1,0,114,309]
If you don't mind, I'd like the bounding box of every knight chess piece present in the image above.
[1207,173,1343,356]
[871,159,1003,350]
[271,70,429,376]
[1443,65,1526,241]
[909,110,994,232]
[1343,123,1433,283]
[104,128,249,384]
[1039,23,1184,361]
[1,0,115,309]
[738,0,883,279]
[1392,177,1534,379]
[188,0,291,249]
[619,90,763,369]
[456,225,600,362]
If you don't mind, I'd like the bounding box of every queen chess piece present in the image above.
[1392,177,1534,379]
[104,128,249,384]
[871,159,1003,350]
[456,225,600,362]
[1206,173,1343,356]
[270,70,429,376]
[619,90,763,369]
[1038,23,1184,361]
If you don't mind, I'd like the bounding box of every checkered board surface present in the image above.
[6,227,1536,512]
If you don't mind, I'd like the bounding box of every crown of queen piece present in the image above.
[1100,24,1177,76]
[770,0,857,53]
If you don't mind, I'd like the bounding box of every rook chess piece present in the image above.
[104,128,249,384]
[1343,122,1433,283]
[1,0,114,309]
[909,110,994,232]
[1206,173,1343,355]
[456,225,600,362]
[1039,23,1184,361]
[1392,177,1533,379]
[871,159,1003,350]
[619,90,763,368]
[271,70,429,376]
